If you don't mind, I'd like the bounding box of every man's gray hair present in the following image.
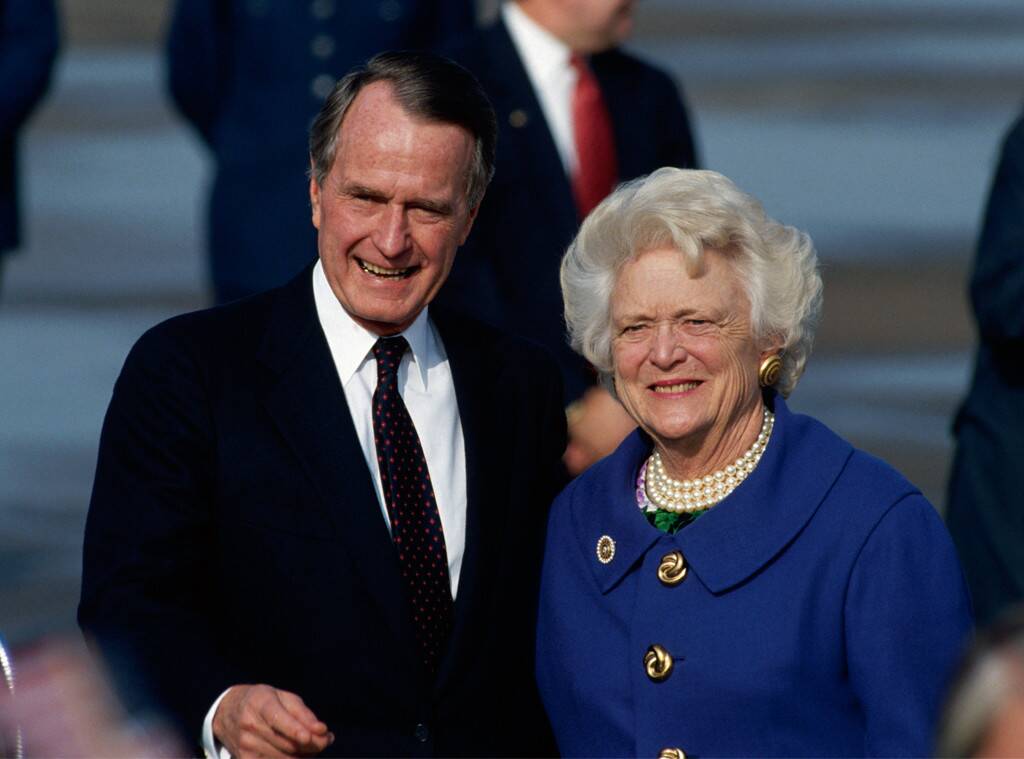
[308,51,497,207]
[560,168,822,398]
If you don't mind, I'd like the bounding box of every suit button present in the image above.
[658,748,686,759]
[644,644,673,681]
[414,723,429,742]
[657,551,687,586]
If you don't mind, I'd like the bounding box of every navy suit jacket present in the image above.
[537,395,972,757]
[79,266,567,756]
[0,0,58,253]
[437,19,698,401]
[165,0,474,302]
[947,111,1024,626]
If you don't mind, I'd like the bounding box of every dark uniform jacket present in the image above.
[0,0,58,254]
[947,112,1024,626]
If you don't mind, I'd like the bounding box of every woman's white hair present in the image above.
[560,168,822,397]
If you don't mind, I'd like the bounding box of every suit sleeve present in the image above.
[165,0,231,145]
[970,115,1024,343]
[844,493,973,757]
[0,0,59,136]
[79,324,233,743]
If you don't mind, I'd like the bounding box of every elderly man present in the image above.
[80,52,566,758]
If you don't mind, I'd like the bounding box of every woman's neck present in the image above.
[656,399,767,481]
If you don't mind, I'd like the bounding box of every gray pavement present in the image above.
[2,2,1022,643]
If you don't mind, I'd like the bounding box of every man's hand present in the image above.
[214,684,333,758]
[564,386,637,476]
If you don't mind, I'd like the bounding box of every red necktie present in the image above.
[372,336,453,676]
[570,53,618,219]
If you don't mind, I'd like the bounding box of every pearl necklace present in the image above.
[642,407,775,514]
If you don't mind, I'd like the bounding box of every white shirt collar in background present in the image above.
[503,1,579,177]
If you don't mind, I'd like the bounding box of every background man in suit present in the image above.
[436,0,699,472]
[166,0,475,303]
[946,111,1024,627]
[0,0,59,294]
[80,52,566,757]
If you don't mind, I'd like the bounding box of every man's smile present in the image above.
[357,258,419,279]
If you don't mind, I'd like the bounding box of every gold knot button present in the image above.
[644,644,673,681]
[658,749,686,759]
[657,551,688,586]
[596,535,615,564]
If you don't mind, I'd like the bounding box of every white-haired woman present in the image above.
[535,168,972,758]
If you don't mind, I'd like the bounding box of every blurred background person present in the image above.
[165,0,474,303]
[436,0,699,474]
[946,110,1024,628]
[538,168,972,758]
[0,637,183,757]
[936,606,1024,758]
[0,0,58,296]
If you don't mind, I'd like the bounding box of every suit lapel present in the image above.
[478,20,578,225]
[429,311,499,690]
[256,270,420,670]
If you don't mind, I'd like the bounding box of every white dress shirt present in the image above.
[203,261,468,758]
[502,1,578,177]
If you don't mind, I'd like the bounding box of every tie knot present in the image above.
[373,336,409,379]
[569,52,587,73]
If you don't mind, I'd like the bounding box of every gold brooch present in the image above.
[596,535,615,564]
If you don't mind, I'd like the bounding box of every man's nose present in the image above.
[374,204,411,257]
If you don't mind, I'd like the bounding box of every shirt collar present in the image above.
[503,1,573,85]
[312,259,434,390]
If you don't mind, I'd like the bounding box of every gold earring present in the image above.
[758,355,782,387]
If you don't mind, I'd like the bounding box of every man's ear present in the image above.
[309,161,322,229]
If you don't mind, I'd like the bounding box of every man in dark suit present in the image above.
[436,0,698,472]
[0,0,58,292]
[166,0,475,303]
[80,52,566,758]
[947,111,1024,627]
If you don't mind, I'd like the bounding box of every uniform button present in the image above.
[310,74,335,100]
[310,0,335,19]
[310,34,335,59]
[378,0,403,22]
[658,748,686,759]
[414,723,429,742]
[644,643,673,682]
[657,551,688,586]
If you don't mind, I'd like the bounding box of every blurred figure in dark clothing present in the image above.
[947,111,1024,627]
[166,0,475,303]
[0,0,59,294]
[436,0,698,473]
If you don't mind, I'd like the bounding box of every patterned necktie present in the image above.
[371,336,453,676]
[570,52,619,219]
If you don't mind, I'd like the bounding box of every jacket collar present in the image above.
[574,395,853,595]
